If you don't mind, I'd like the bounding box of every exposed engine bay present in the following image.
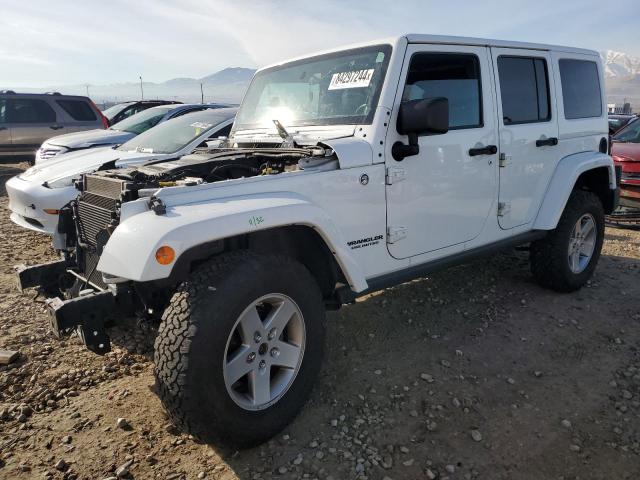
[84,145,337,196]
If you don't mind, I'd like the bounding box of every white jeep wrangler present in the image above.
[18,34,618,446]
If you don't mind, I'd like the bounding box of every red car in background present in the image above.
[611,117,640,209]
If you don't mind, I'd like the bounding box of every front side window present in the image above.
[6,99,56,123]
[0,99,7,123]
[559,59,602,119]
[235,45,392,130]
[110,107,171,134]
[613,118,640,143]
[402,53,482,129]
[497,56,550,125]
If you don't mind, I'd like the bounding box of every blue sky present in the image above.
[1,0,639,87]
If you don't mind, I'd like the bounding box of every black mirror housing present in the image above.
[392,97,449,161]
[397,97,449,136]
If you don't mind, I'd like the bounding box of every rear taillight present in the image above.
[89,99,109,128]
[100,113,109,129]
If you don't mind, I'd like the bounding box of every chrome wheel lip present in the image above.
[223,293,306,411]
[568,213,597,274]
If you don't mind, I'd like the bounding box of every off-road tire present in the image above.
[530,190,605,292]
[154,250,325,447]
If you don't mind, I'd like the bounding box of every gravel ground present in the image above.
[1,160,640,480]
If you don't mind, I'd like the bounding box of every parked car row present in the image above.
[35,102,233,162]
[7,107,236,233]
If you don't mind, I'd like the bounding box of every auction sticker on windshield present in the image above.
[328,69,374,90]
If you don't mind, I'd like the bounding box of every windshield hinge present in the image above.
[272,119,296,148]
[387,226,407,244]
[386,166,407,185]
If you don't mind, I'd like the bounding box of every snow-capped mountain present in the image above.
[600,50,640,79]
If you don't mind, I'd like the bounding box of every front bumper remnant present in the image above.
[46,291,115,355]
[15,260,68,292]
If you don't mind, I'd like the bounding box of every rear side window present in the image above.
[497,56,550,125]
[56,100,97,121]
[559,59,602,119]
[402,53,482,129]
[6,99,56,123]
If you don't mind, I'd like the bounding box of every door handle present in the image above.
[49,125,64,130]
[535,137,558,147]
[468,145,497,156]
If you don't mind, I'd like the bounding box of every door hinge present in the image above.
[386,166,407,185]
[387,226,407,244]
[499,153,511,168]
[498,202,511,217]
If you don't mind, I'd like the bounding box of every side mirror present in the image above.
[392,97,449,161]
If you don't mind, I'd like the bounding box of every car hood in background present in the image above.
[611,142,640,161]
[45,129,136,149]
[20,147,163,184]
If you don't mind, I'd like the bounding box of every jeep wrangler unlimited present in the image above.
[17,35,618,447]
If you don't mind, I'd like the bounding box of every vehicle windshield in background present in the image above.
[116,111,227,154]
[234,44,392,131]
[109,107,172,135]
[612,118,640,143]
[102,103,132,122]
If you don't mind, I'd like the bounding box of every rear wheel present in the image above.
[154,251,325,447]
[530,190,605,292]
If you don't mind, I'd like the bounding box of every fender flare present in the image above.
[97,192,368,291]
[533,151,616,230]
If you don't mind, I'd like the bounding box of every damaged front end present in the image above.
[16,145,336,354]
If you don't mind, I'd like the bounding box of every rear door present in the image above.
[385,44,498,258]
[7,98,61,152]
[491,49,560,229]
[54,98,102,133]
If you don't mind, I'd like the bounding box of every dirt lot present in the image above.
[0,160,639,480]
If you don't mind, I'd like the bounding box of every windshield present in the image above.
[102,103,132,121]
[613,118,640,143]
[110,107,172,134]
[234,44,392,131]
[116,109,233,154]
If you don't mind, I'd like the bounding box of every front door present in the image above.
[7,98,61,153]
[386,44,498,259]
[490,48,560,229]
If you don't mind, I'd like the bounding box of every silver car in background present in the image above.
[0,91,107,158]
[35,102,235,163]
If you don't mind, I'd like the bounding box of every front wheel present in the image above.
[154,251,325,447]
[530,190,605,292]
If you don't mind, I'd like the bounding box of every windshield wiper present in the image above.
[273,119,296,148]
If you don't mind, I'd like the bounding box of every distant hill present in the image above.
[600,50,640,107]
[2,67,257,105]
